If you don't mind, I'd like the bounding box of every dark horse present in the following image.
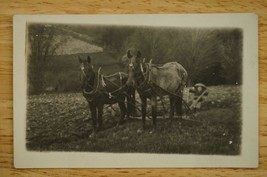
[122,48,188,130]
[79,55,131,132]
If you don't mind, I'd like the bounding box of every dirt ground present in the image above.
[26,85,241,154]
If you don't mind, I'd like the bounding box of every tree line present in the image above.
[86,25,242,86]
[27,23,242,94]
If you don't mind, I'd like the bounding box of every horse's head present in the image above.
[122,48,142,86]
[79,55,95,89]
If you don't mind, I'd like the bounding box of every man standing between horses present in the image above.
[120,54,137,117]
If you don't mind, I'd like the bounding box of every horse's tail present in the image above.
[172,62,188,89]
[177,63,188,87]
[174,62,188,116]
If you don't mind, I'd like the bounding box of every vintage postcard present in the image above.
[13,14,258,168]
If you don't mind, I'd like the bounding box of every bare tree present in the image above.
[217,29,243,84]
[27,24,66,94]
[166,29,222,85]
[124,28,169,63]
[121,27,242,85]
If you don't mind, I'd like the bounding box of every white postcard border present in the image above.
[13,14,258,168]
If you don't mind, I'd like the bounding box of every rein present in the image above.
[135,62,151,93]
[82,68,101,96]
[100,73,128,99]
[82,68,127,100]
[132,60,195,119]
[149,82,196,119]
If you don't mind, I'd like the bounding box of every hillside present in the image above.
[54,26,103,55]
[55,36,103,55]
[32,25,126,93]
[43,52,123,92]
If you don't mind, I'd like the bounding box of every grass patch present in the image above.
[26,85,241,155]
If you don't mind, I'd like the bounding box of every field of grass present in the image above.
[26,85,241,155]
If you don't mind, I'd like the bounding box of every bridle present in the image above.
[80,64,94,83]
[128,58,151,92]
[80,63,97,95]
[128,57,148,74]
[81,65,127,101]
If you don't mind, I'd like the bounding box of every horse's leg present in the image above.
[89,103,97,132]
[127,87,136,117]
[169,96,175,120]
[176,96,183,118]
[151,96,157,129]
[118,96,126,125]
[131,88,136,116]
[141,96,147,130]
[125,91,130,119]
[97,104,104,131]
[126,88,131,119]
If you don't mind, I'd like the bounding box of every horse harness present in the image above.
[100,71,126,99]
[132,60,195,119]
[136,61,173,97]
[135,61,153,94]
[135,60,186,97]
[82,68,127,102]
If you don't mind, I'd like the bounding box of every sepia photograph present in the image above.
[14,14,258,168]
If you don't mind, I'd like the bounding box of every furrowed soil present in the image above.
[26,85,241,155]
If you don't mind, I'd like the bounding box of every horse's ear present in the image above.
[78,56,82,63]
[87,56,91,63]
[127,50,132,58]
[137,50,141,58]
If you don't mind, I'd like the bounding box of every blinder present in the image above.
[80,63,95,91]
